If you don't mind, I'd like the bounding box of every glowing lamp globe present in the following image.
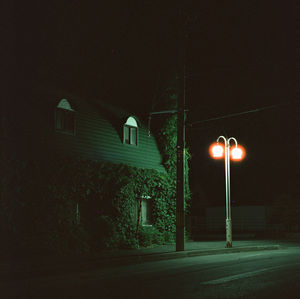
[209,143,224,159]
[231,146,245,161]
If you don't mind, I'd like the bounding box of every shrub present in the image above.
[137,226,164,247]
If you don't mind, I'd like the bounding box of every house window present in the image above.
[55,99,75,135]
[137,196,152,225]
[124,116,138,146]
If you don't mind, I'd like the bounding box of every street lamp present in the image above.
[209,136,246,248]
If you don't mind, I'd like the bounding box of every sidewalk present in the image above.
[95,240,282,265]
[4,240,283,280]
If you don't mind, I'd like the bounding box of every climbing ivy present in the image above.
[1,155,178,255]
[158,113,191,212]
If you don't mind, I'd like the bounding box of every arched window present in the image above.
[123,116,138,146]
[55,99,75,135]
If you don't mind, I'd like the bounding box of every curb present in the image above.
[107,245,282,266]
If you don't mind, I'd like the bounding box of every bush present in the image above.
[138,226,165,247]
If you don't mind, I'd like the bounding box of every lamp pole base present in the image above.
[225,219,232,248]
[225,242,232,248]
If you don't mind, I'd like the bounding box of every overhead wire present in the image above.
[187,103,284,128]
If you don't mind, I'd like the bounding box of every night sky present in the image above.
[6,1,299,208]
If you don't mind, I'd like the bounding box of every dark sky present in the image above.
[7,1,299,207]
[10,1,297,106]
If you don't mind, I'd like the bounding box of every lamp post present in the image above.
[209,136,245,248]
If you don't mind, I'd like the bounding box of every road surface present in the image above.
[3,243,300,298]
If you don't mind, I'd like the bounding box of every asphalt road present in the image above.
[3,243,300,299]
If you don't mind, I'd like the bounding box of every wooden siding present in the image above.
[46,97,165,172]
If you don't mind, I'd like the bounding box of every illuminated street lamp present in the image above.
[209,136,246,248]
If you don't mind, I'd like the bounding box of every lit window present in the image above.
[124,116,138,146]
[137,196,152,225]
[55,99,75,135]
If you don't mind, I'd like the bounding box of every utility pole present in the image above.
[176,14,186,251]
[176,78,185,251]
[150,6,188,252]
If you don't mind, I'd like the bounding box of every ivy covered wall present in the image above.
[1,154,177,255]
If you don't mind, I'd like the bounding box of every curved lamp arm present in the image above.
[228,137,238,148]
[217,135,227,144]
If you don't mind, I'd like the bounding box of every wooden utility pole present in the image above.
[176,18,186,251]
[176,82,185,251]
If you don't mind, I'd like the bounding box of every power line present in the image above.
[188,101,296,128]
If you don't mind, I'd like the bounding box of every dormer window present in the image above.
[55,99,75,135]
[124,116,138,146]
